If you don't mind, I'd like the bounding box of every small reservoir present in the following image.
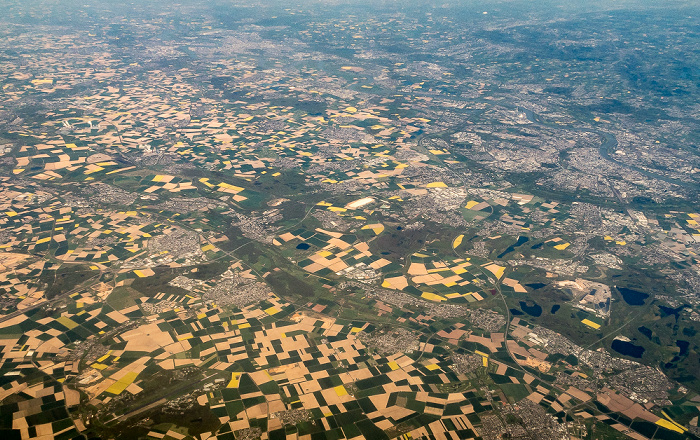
[611,339,645,358]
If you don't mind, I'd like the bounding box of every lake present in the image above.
[520,301,542,317]
[497,236,529,258]
[616,287,649,306]
[659,304,686,319]
[611,339,645,358]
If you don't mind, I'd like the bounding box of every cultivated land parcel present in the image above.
[0,1,699,439]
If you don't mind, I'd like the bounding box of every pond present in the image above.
[519,301,542,317]
[611,339,645,358]
[659,304,686,319]
[616,287,649,306]
[525,282,547,290]
[638,326,652,340]
[510,308,524,316]
[296,242,310,250]
[550,304,560,314]
[665,340,690,369]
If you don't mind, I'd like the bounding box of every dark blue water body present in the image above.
[510,308,524,316]
[659,304,687,319]
[530,243,544,250]
[526,283,547,290]
[665,341,690,369]
[497,236,529,259]
[550,304,560,314]
[617,287,649,306]
[638,326,653,340]
[296,242,310,250]
[519,301,542,317]
[611,340,645,358]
